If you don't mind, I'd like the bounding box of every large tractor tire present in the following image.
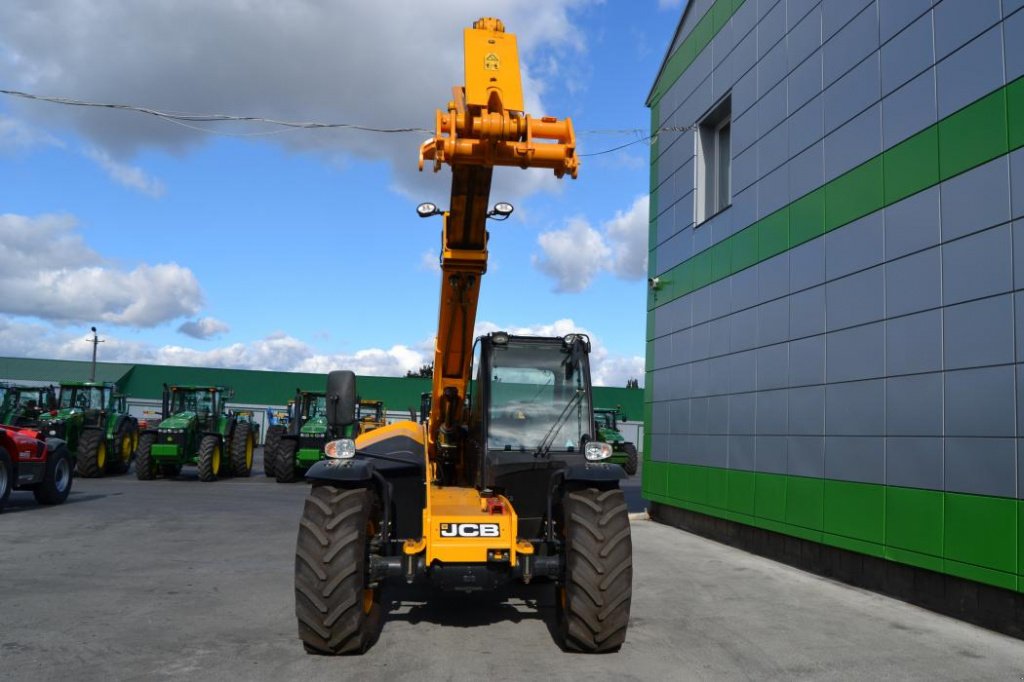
[556,487,632,653]
[230,422,255,477]
[621,443,638,476]
[0,446,12,513]
[263,424,285,479]
[276,439,300,483]
[108,422,135,475]
[197,435,222,482]
[295,485,381,655]
[135,433,156,480]
[76,428,107,478]
[33,444,73,505]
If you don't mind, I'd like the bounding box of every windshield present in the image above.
[303,395,326,420]
[170,389,215,416]
[486,341,591,452]
[597,411,616,429]
[59,386,105,410]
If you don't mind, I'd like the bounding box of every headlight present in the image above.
[324,438,356,459]
[584,441,612,461]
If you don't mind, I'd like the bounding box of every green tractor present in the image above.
[268,390,337,483]
[135,385,255,482]
[0,384,57,427]
[34,382,139,478]
[594,407,638,475]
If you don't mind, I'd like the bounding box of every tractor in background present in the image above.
[262,403,292,478]
[135,385,255,482]
[0,385,56,427]
[594,407,639,475]
[272,390,332,483]
[0,424,74,513]
[34,381,139,478]
[356,398,387,433]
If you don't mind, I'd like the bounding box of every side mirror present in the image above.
[326,370,357,431]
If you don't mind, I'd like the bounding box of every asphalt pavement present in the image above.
[1,450,1021,681]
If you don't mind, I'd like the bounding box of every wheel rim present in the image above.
[245,436,253,469]
[96,441,107,469]
[121,434,132,463]
[54,458,70,493]
[211,445,221,475]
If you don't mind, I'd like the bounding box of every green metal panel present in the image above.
[707,466,728,510]
[825,157,883,232]
[937,88,1008,181]
[786,476,823,531]
[757,208,789,261]
[944,492,1017,576]
[754,472,787,523]
[789,188,826,248]
[883,126,939,204]
[727,469,755,516]
[823,479,885,545]
[1009,77,1024,151]
[731,225,758,273]
[885,486,943,558]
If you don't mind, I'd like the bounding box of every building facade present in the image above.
[644,0,1023,596]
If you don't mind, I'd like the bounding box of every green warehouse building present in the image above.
[644,0,1023,628]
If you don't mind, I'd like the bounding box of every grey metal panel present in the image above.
[944,365,1018,437]
[885,186,942,260]
[758,296,792,346]
[1019,366,1024,444]
[732,15,759,78]
[825,435,885,484]
[822,0,873,41]
[824,104,882,183]
[757,388,790,435]
[789,384,826,435]
[757,164,791,218]
[669,434,691,464]
[823,2,878,86]
[691,322,711,361]
[825,265,884,330]
[668,0,715,55]
[789,238,826,292]
[942,225,1014,305]
[708,394,730,434]
[826,322,886,383]
[1020,438,1024,500]
[939,156,1011,242]
[943,294,1016,370]
[730,186,759,235]
[788,5,823,67]
[1006,7,1024,81]
[825,211,884,280]
[886,309,943,376]
[933,0,1002,61]
[670,398,691,435]
[787,0,821,28]
[825,379,885,436]
[756,435,789,473]
[734,143,759,196]
[1006,0,1024,17]
[654,336,672,370]
[711,10,737,71]
[881,68,938,149]
[693,219,712,253]
[729,349,758,393]
[729,393,756,434]
[653,401,672,435]
[936,26,1005,119]
[788,50,824,112]
[757,343,790,390]
[692,359,711,397]
[730,307,759,352]
[789,435,826,477]
[651,434,670,462]
[672,363,693,401]
[758,0,788,60]
[789,144,825,212]
[1016,221,1024,293]
[789,98,824,158]
[886,246,942,317]
[944,437,1017,497]
[758,79,791,140]
[691,396,710,432]
[706,435,729,468]
[759,120,790,177]
[790,284,826,339]
[1011,150,1024,221]
[758,37,790,99]
[879,0,931,43]
[652,368,671,402]
[1017,292,1024,362]
[886,373,943,437]
[729,435,757,470]
[886,437,944,490]
[733,69,760,129]
[710,355,733,395]
[825,53,881,134]
[731,265,760,312]
[789,335,826,387]
[710,283,733,326]
[691,285,711,325]
[757,252,791,304]
[880,12,934,97]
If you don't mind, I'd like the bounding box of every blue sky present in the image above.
[0,1,687,386]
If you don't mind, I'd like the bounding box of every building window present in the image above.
[695,95,731,224]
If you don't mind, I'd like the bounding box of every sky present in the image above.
[0,0,688,387]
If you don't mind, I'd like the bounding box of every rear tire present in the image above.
[295,486,381,655]
[276,439,299,483]
[621,443,638,476]
[76,429,106,478]
[33,444,74,505]
[0,446,12,513]
[264,425,285,478]
[230,422,255,477]
[197,435,222,482]
[135,433,156,480]
[556,488,632,653]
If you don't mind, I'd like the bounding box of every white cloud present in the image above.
[658,0,686,9]
[84,147,165,197]
[177,317,230,339]
[0,1,594,201]
[0,115,64,151]
[0,213,204,326]
[419,249,441,273]
[532,195,649,292]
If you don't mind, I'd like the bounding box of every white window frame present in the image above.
[695,95,732,225]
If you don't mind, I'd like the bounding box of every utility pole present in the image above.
[88,326,105,382]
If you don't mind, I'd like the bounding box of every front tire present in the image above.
[135,433,156,480]
[556,488,632,652]
[76,429,107,478]
[295,486,381,655]
[197,435,222,482]
[0,446,12,513]
[621,443,638,476]
[276,439,299,483]
[33,444,74,505]
[230,422,255,477]
[108,422,135,475]
[264,425,285,478]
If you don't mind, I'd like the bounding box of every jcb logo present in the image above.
[439,523,500,538]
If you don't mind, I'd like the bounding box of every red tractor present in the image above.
[0,424,74,513]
